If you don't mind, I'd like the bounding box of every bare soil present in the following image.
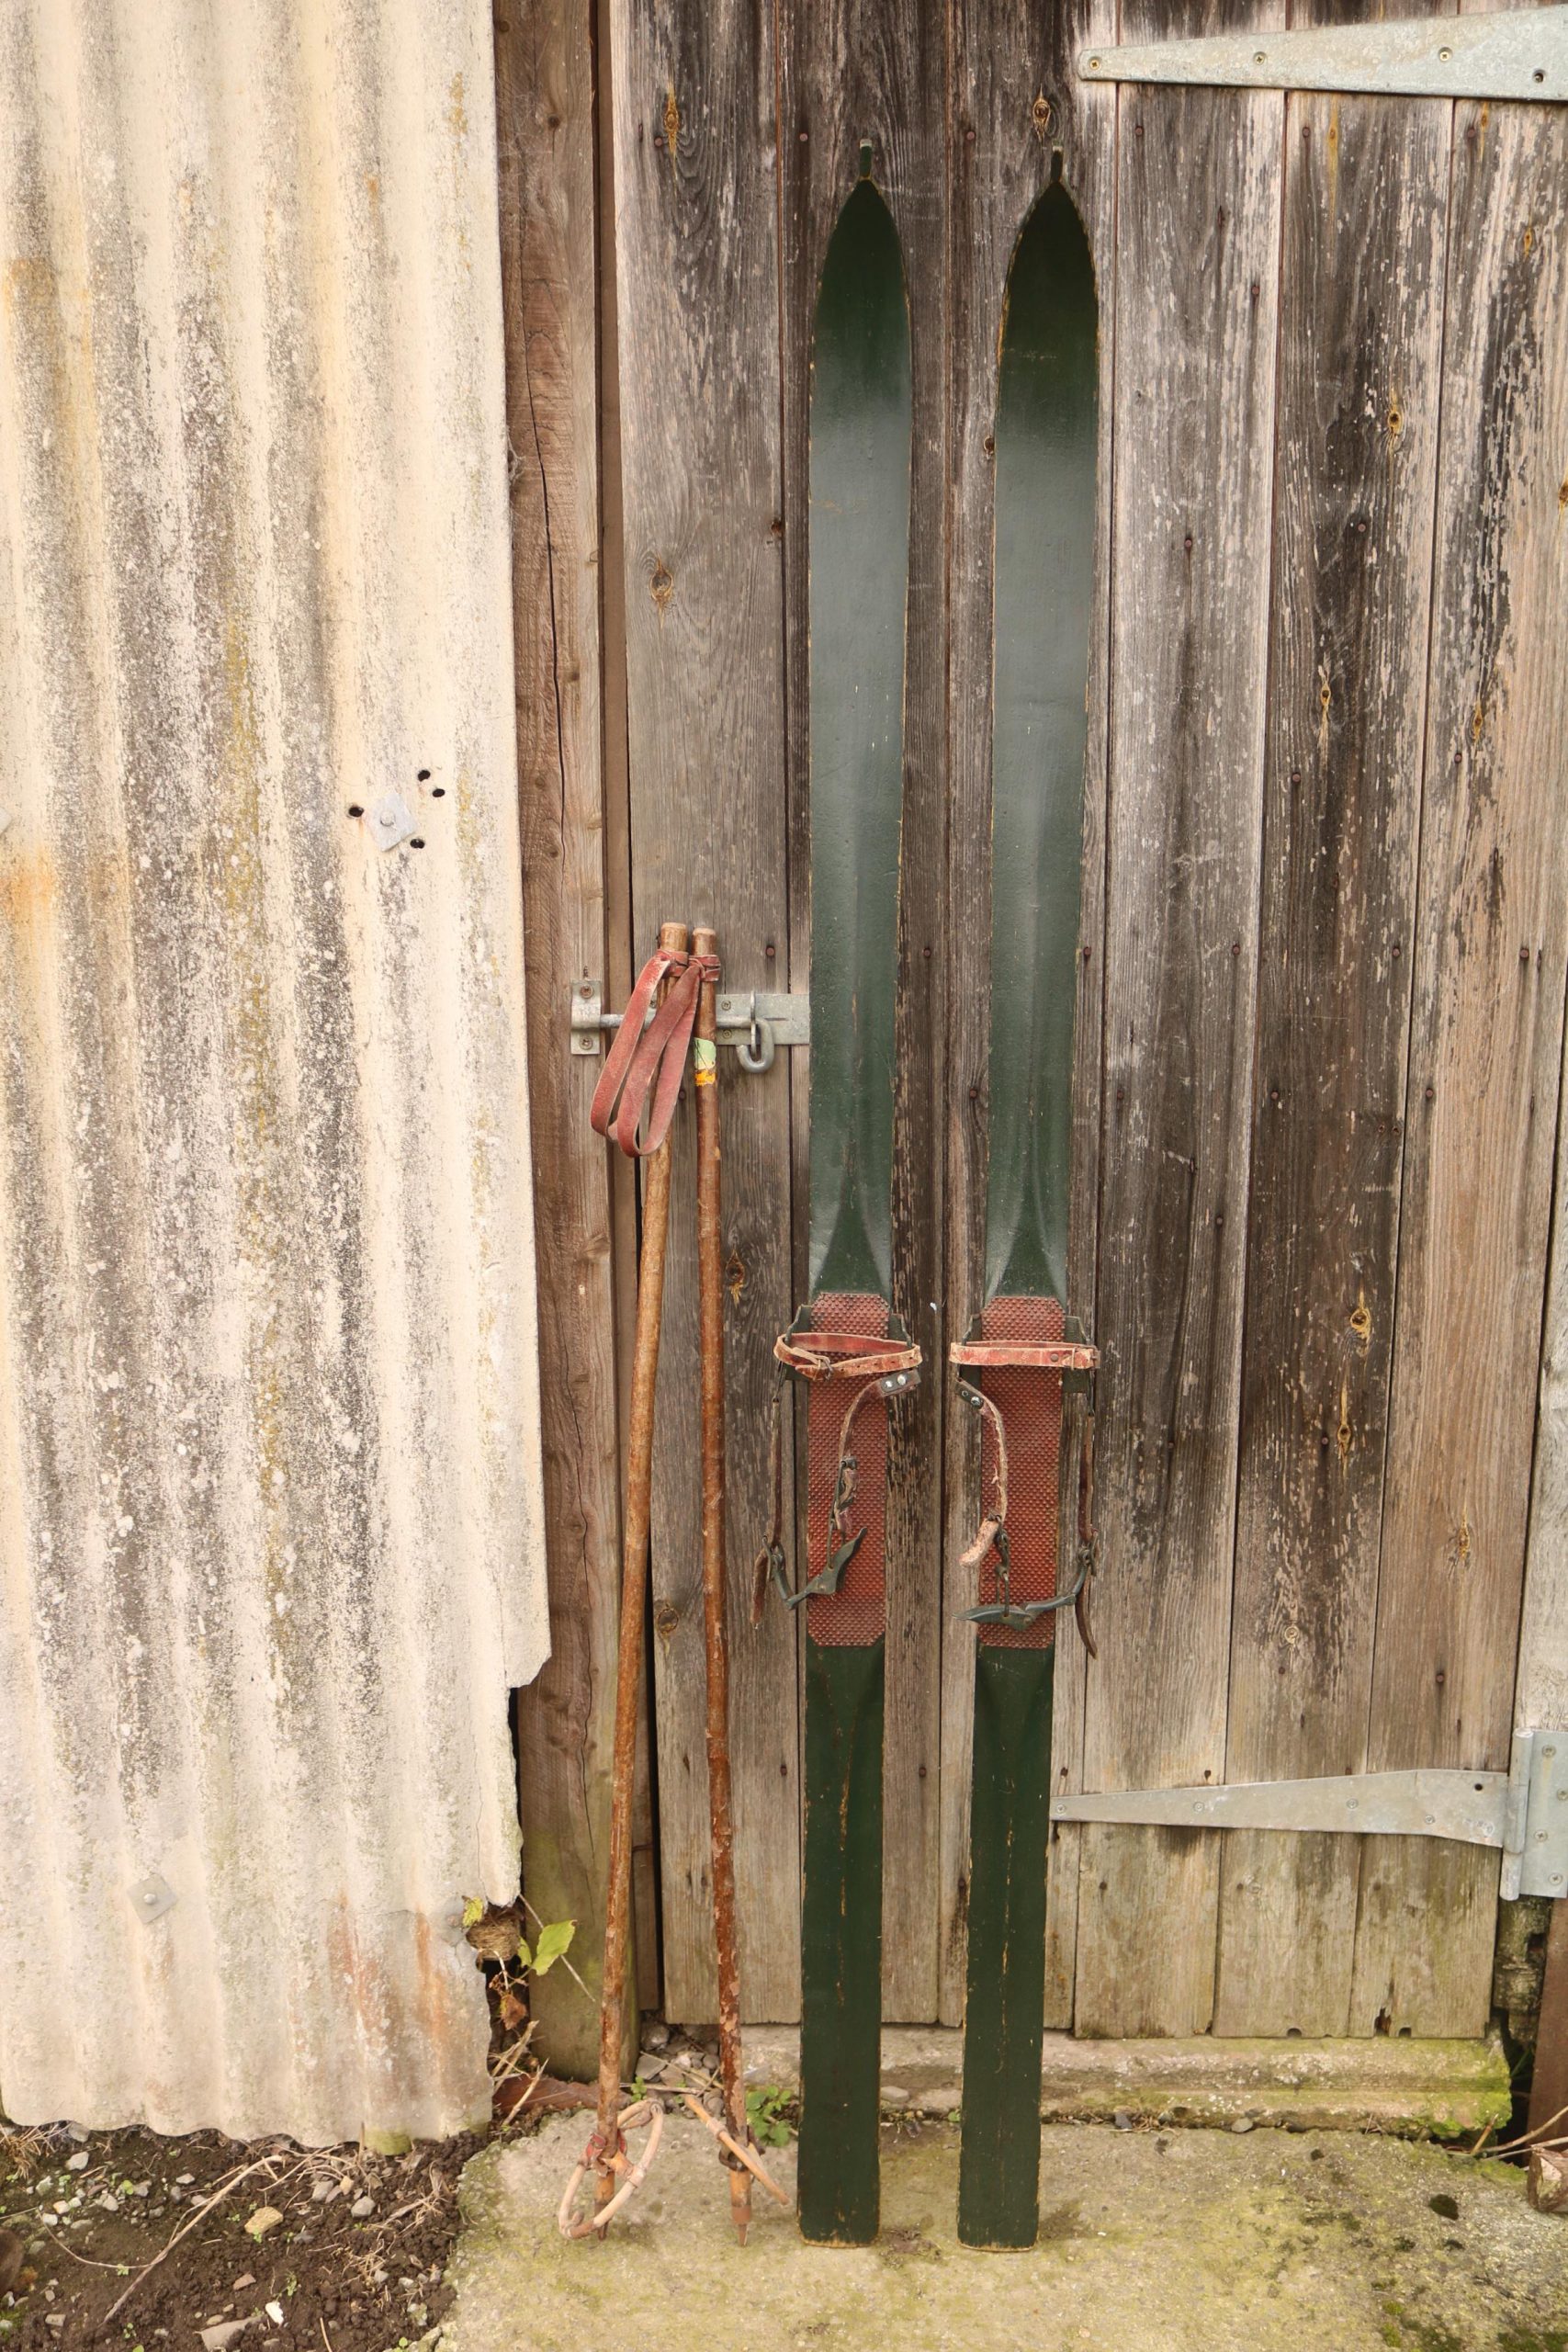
[0,2121,486,2352]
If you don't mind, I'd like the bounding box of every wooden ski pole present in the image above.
[692,924,751,2246]
[592,919,688,2230]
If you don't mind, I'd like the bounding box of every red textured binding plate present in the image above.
[972,1295,1065,1652]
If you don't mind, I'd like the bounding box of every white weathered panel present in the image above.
[0,0,546,2143]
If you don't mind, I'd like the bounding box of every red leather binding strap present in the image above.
[803,1295,900,1649]
[956,1298,1099,1652]
[951,1339,1100,1373]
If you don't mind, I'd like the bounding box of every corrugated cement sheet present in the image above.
[0,0,547,2143]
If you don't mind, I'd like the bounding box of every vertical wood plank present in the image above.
[1530,1902,1568,2138]
[1519,1041,1568,1748]
[1352,93,1568,2039]
[1074,0,1284,2040]
[1215,53,1451,2036]
[1522,1038,1568,2126]
[499,0,628,2075]
[610,0,800,2024]
[779,0,948,2022]
[940,0,1116,2031]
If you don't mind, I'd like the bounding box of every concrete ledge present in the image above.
[724,2027,1511,2136]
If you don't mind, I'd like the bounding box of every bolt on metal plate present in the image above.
[366,791,418,853]
[130,1872,177,1924]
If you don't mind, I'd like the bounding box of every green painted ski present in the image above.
[985,184,1097,1313]
[796,166,911,2248]
[956,182,1098,2252]
[805,171,907,1306]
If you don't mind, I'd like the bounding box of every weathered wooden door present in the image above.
[511,0,1568,2047]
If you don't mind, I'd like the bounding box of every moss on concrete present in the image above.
[445,2112,1566,2352]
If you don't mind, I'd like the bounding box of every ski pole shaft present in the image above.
[594,919,689,2223]
[693,923,750,2246]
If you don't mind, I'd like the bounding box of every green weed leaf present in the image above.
[530,1919,575,1977]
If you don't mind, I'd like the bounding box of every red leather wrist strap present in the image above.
[590,945,719,1159]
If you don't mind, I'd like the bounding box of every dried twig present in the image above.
[490,2021,539,2089]
[1487,2100,1568,2157]
[677,2093,790,2208]
[101,2158,290,2326]
[33,2228,127,2271]
[639,2050,722,2098]
[493,2060,547,2127]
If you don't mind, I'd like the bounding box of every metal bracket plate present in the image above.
[130,1872,177,1924]
[1078,6,1568,102]
[1506,1729,1568,1900]
[715,990,810,1047]
[1052,1730,1568,1896]
[365,790,418,852]
[569,984,808,1066]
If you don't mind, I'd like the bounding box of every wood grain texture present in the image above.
[1215,55,1451,2037]
[940,0,1116,2032]
[609,0,800,2025]
[1074,0,1285,2041]
[1530,1900,1568,2138]
[1353,90,1568,2038]
[778,0,947,2021]
[1521,1027,1568,2130]
[1517,880,1568,1745]
[499,0,630,2075]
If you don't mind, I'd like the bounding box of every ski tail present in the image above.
[788,1295,913,2244]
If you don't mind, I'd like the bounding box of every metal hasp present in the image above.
[569,984,807,1065]
[1077,6,1568,101]
[1052,1729,1568,1898]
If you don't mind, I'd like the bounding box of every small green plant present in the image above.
[521,1919,575,1976]
[744,2085,793,2149]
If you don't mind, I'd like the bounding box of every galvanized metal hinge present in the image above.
[569,984,808,1074]
[1051,1728,1568,1899]
[1078,6,1568,103]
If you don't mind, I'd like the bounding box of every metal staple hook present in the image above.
[735,998,775,1075]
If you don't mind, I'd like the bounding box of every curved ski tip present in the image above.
[811,174,910,412]
[818,175,905,285]
[999,176,1100,362]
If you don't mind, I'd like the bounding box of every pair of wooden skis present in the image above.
[563,923,784,2244]
[768,164,1100,2249]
